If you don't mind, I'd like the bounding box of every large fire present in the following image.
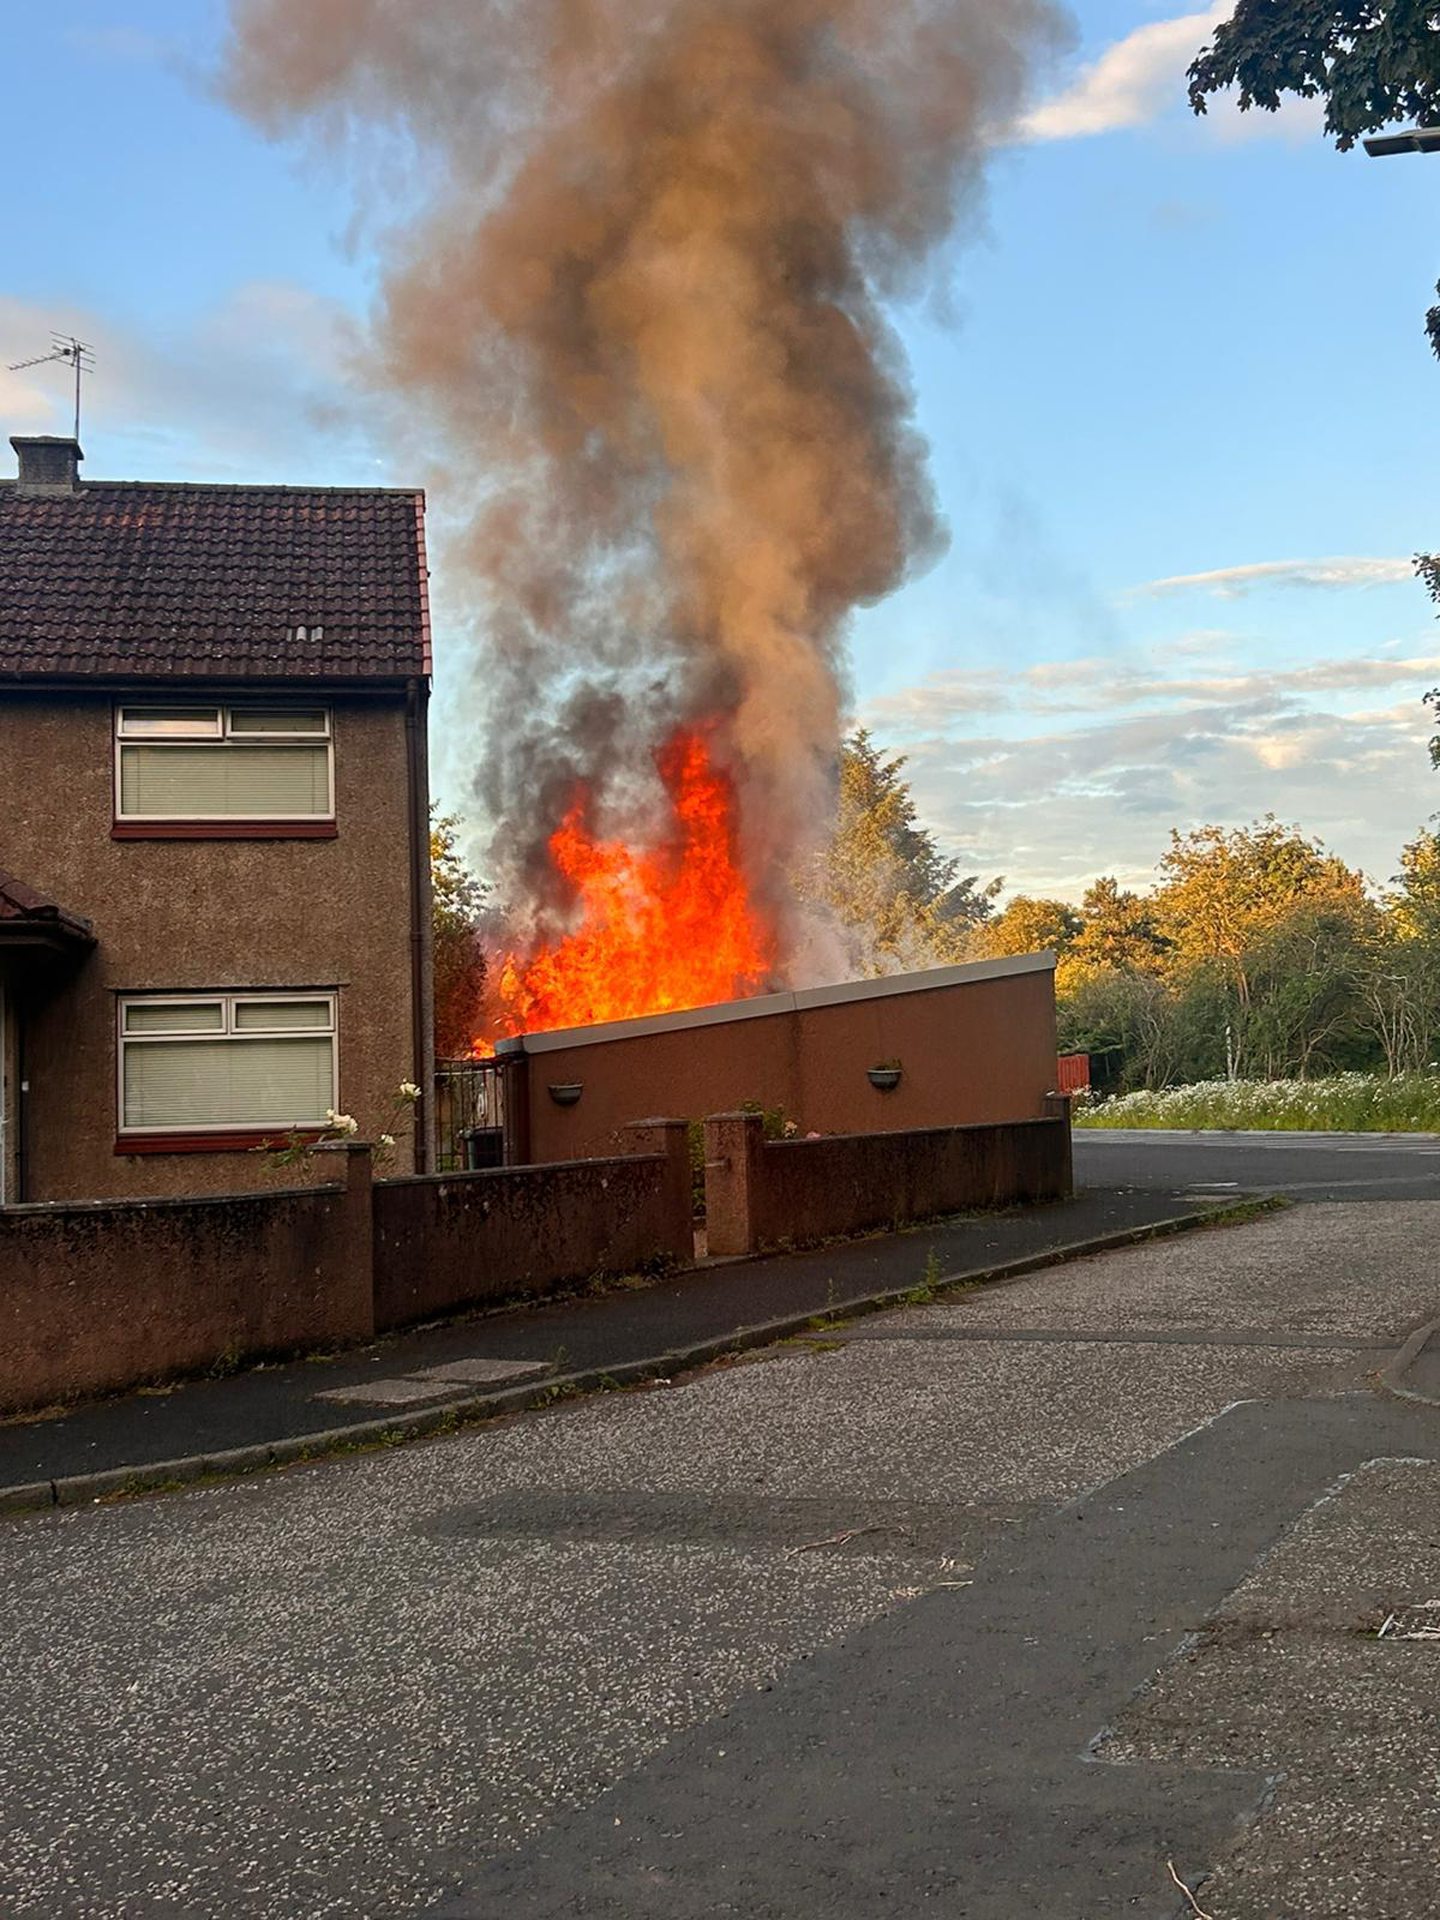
[480,728,773,1045]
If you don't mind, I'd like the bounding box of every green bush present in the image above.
[1075,1072,1440,1133]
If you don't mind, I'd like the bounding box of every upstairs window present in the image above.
[115,705,333,822]
[119,993,338,1135]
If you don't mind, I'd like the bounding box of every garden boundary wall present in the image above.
[0,1128,691,1416]
[703,1107,1073,1257]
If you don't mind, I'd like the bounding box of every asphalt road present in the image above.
[3,1201,1439,1917]
[1075,1126,1440,1201]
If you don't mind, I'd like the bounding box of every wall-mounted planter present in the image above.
[867,1066,903,1092]
[548,1082,584,1108]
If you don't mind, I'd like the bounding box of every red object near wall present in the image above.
[1056,1052,1091,1095]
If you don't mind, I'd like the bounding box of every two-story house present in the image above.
[0,434,434,1203]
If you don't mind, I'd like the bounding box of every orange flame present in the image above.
[483,728,772,1043]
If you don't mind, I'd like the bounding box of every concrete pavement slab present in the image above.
[313,1377,475,1406]
[407,1358,553,1385]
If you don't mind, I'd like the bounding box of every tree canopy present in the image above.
[431,815,490,1061]
[975,894,1082,963]
[802,730,999,972]
[1188,3,1440,148]
[1065,876,1170,982]
[1154,818,1367,978]
[1190,3,1440,355]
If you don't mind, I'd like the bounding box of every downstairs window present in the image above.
[119,993,338,1137]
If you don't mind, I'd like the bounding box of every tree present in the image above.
[1138,820,1373,1079]
[1058,968,1185,1091]
[431,815,490,1060]
[1189,5,1440,354]
[802,730,999,973]
[975,894,1082,961]
[1390,826,1440,941]
[1189,5,1440,149]
[1154,818,1366,987]
[1362,829,1440,1071]
[1064,876,1170,982]
[1236,897,1376,1077]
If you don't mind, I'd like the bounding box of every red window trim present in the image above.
[112,821,337,841]
[115,1129,325,1156]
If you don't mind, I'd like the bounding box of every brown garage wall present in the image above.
[507,955,1059,1165]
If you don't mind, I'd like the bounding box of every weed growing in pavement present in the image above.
[903,1248,944,1305]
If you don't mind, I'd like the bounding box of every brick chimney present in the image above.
[11,435,83,496]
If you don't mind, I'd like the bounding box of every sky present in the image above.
[4,1,1439,904]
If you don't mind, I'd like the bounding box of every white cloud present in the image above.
[1014,5,1324,147]
[1135,557,1418,599]
[0,288,387,485]
[864,649,1440,734]
[859,649,1440,898]
[1018,4,1229,143]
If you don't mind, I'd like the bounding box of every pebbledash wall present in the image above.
[703,1109,1072,1258]
[0,1104,1073,1415]
[0,1130,694,1416]
[500,953,1060,1165]
[0,692,428,1203]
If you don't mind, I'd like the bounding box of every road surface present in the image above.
[2,1201,1439,1916]
[1075,1125,1440,1202]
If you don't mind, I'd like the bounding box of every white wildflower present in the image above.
[399,1081,421,1102]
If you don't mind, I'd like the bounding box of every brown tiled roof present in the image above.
[0,870,93,943]
[0,482,429,682]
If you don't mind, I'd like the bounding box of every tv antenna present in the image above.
[7,334,95,441]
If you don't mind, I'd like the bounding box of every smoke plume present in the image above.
[224,0,1064,977]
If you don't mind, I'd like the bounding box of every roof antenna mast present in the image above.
[7,333,96,441]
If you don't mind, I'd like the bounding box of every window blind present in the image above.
[123,1035,335,1130]
[119,742,331,818]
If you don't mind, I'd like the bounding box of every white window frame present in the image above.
[117,991,340,1137]
[114,704,336,823]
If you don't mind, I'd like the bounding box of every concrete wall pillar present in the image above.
[621,1118,695,1265]
[703,1111,765,1257]
[312,1140,377,1340]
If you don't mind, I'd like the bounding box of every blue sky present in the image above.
[5,1,1440,900]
